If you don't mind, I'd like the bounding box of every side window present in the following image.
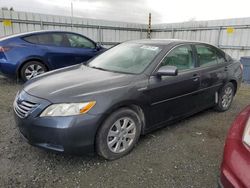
[37,34,53,45]
[196,44,225,67]
[23,34,52,45]
[25,34,53,45]
[51,34,63,46]
[161,45,194,71]
[51,33,70,47]
[24,33,72,47]
[66,34,95,49]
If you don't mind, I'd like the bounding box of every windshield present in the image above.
[88,43,162,74]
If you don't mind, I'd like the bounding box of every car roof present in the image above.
[127,39,212,46]
[0,30,81,41]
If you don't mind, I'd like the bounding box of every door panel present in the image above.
[28,33,77,69]
[46,46,98,69]
[146,70,200,126]
[45,46,79,69]
[196,64,228,108]
[66,47,98,63]
[145,44,201,127]
[194,44,229,109]
[66,33,99,64]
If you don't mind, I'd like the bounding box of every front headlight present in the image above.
[40,101,96,117]
[242,117,250,147]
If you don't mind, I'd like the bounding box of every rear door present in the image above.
[146,44,201,127]
[24,33,79,69]
[193,44,229,109]
[41,33,78,68]
[24,33,100,69]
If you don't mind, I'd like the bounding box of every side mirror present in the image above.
[156,65,178,76]
[96,43,102,51]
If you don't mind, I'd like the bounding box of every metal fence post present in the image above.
[171,27,175,38]
[98,25,102,44]
[40,21,43,30]
[217,26,222,47]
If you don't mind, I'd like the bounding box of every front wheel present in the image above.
[215,82,235,112]
[96,108,141,160]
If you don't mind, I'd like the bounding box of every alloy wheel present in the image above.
[107,117,136,153]
[221,87,233,109]
[24,64,45,80]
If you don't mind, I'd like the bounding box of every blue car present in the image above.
[0,30,105,81]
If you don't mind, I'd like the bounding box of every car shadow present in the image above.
[0,75,21,85]
[139,108,213,141]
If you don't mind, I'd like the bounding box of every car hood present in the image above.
[23,64,135,103]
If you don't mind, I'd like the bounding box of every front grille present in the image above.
[14,100,38,118]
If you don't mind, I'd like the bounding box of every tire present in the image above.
[20,61,47,82]
[215,82,235,112]
[96,108,142,160]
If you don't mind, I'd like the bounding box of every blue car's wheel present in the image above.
[20,61,47,81]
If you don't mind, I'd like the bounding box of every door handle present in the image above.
[192,73,200,82]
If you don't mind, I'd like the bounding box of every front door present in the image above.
[145,44,201,127]
[65,33,100,63]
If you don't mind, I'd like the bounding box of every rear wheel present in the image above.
[20,61,47,81]
[215,82,235,112]
[96,108,141,160]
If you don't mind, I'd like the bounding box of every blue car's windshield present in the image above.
[88,43,162,74]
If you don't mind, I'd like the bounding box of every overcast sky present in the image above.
[1,0,250,24]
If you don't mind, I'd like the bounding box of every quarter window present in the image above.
[195,44,225,67]
[161,45,194,71]
[66,34,95,49]
[23,35,39,44]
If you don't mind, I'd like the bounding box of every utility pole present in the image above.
[147,13,151,39]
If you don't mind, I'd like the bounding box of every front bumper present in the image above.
[13,90,102,154]
[14,112,102,154]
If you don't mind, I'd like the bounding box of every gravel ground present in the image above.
[0,76,250,188]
